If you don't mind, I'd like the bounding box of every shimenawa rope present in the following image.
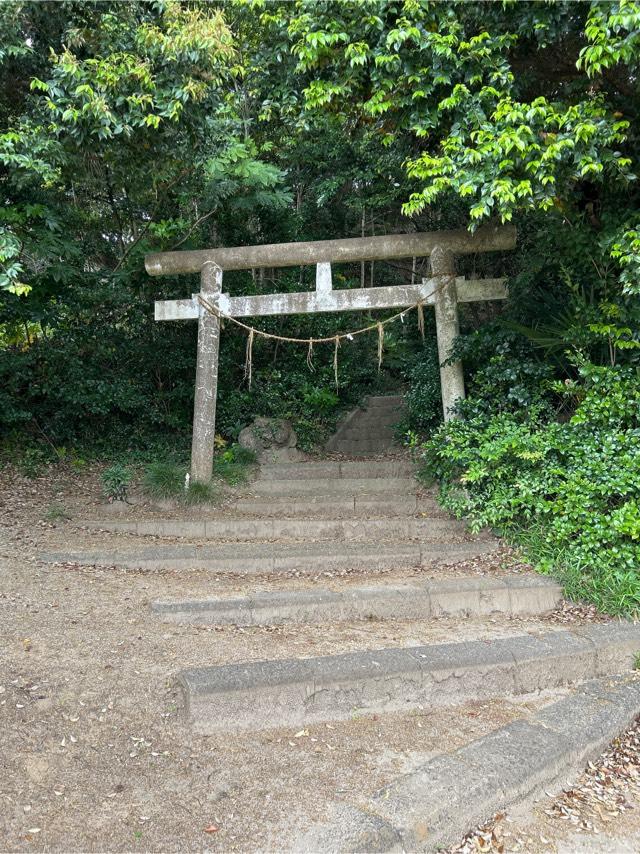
[197,277,447,388]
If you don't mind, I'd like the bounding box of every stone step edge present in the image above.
[250,476,416,493]
[178,622,640,733]
[152,576,562,625]
[258,461,414,480]
[40,539,499,573]
[78,516,469,540]
[229,496,446,518]
[300,675,640,853]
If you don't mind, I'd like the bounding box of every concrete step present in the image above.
[81,516,469,542]
[152,575,563,625]
[40,538,500,573]
[250,476,416,495]
[329,442,398,456]
[258,459,414,480]
[339,430,396,444]
[230,495,444,518]
[303,675,640,853]
[363,395,404,408]
[339,414,399,426]
[178,622,640,733]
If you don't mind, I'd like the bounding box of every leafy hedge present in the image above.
[418,363,640,616]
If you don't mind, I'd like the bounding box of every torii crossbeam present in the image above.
[146,225,516,483]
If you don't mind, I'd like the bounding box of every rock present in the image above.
[238,418,306,462]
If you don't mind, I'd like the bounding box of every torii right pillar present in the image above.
[431,245,465,420]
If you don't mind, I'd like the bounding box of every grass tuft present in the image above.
[184,481,218,505]
[141,462,185,499]
[43,502,70,522]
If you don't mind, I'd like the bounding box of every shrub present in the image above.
[398,343,442,437]
[101,463,132,502]
[213,443,257,485]
[419,363,640,616]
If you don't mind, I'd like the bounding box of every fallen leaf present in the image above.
[203,824,219,834]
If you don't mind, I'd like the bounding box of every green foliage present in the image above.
[301,385,340,414]
[141,462,185,499]
[140,445,255,499]
[289,2,633,225]
[419,363,640,616]
[451,328,556,418]
[611,225,640,295]
[579,1,640,77]
[12,443,58,478]
[213,443,256,485]
[397,343,442,437]
[101,463,132,501]
[184,480,218,506]
[43,502,70,523]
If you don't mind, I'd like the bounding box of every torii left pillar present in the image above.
[431,245,465,419]
[191,261,222,483]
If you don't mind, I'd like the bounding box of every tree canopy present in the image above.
[1,0,639,441]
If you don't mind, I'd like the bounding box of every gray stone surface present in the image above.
[325,395,405,455]
[151,576,562,625]
[259,459,414,480]
[238,416,305,463]
[176,624,640,733]
[40,539,499,573]
[191,262,222,483]
[251,476,416,495]
[299,675,640,852]
[431,245,465,419]
[230,495,445,518]
[82,516,469,542]
[145,224,517,276]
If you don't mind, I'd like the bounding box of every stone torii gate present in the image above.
[145,224,516,483]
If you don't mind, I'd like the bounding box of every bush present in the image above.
[101,463,132,502]
[398,343,442,437]
[213,443,257,485]
[419,363,640,616]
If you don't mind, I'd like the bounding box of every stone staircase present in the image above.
[39,402,640,852]
[325,394,405,455]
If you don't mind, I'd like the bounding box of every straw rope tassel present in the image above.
[306,338,315,372]
[377,321,384,370]
[416,300,425,340]
[244,327,254,388]
[333,336,340,391]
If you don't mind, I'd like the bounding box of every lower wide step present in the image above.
[152,575,562,625]
[303,676,640,853]
[178,623,640,733]
[41,539,499,573]
[81,516,469,541]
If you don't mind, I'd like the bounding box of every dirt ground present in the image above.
[0,463,636,852]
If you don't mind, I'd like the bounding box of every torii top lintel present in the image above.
[144,223,516,277]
